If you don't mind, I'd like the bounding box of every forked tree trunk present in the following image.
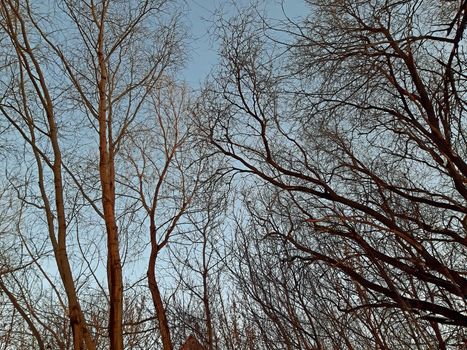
[0,3,97,348]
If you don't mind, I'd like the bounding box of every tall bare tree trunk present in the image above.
[96,3,123,349]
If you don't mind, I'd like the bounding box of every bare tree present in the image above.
[119,78,220,350]
[3,0,464,348]
[166,168,230,350]
[0,0,184,348]
[0,1,98,347]
[198,0,467,348]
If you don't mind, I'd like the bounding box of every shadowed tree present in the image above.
[198,0,467,348]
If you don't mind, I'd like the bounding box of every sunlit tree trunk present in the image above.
[0,1,96,348]
[95,2,123,348]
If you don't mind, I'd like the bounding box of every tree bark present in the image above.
[147,233,173,350]
[96,3,123,348]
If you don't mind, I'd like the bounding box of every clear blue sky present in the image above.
[181,0,308,87]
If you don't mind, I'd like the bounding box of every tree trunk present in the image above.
[147,229,173,350]
[96,5,123,348]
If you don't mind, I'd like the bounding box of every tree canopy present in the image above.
[0,0,465,349]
